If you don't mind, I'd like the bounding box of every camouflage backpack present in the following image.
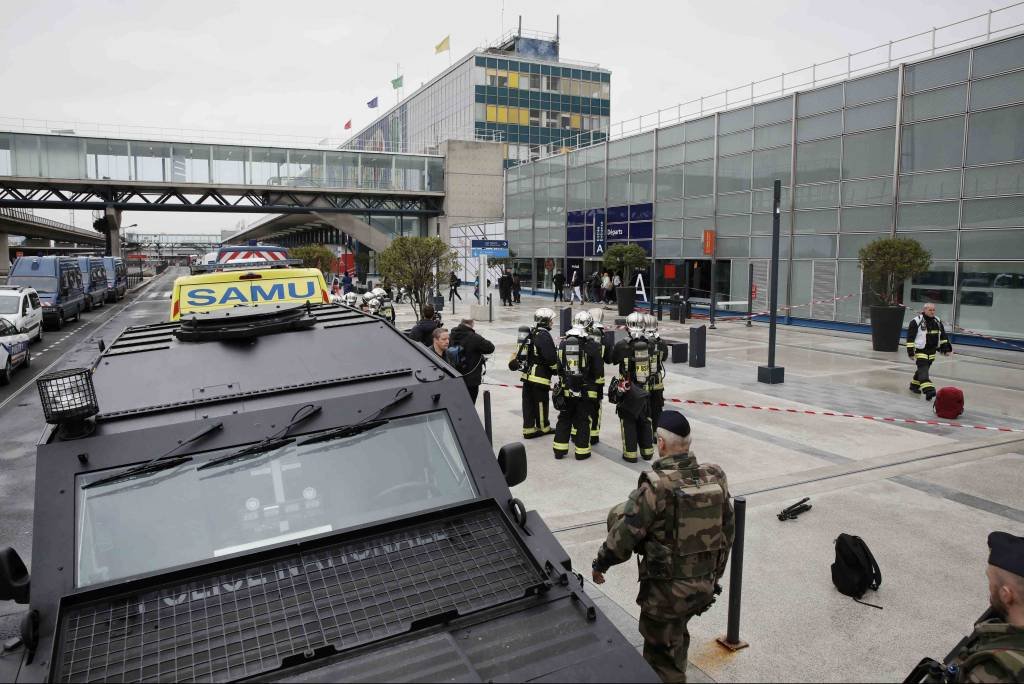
[637,461,730,581]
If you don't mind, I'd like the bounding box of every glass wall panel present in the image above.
[836,260,864,322]
[685,138,715,161]
[959,231,1024,259]
[796,111,842,142]
[0,134,10,176]
[659,123,686,147]
[43,137,82,179]
[631,152,653,172]
[842,177,893,205]
[898,170,961,201]
[631,133,655,154]
[716,237,749,257]
[608,174,629,205]
[969,71,1024,110]
[587,178,604,205]
[905,262,956,321]
[657,144,685,167]
[971,35,1024,78]
[899,231,958,259]
[843,128,896,179]
[966,105,1024,165]
[754,97,792,125]
[91,138,134,181]
[901,116,965,171]
[794,208,838,234]
[608,154,630,174]
[717,153,751,193]
[753,146,792,188]
[212,146,246,185]
[844,100,897,133]
[685,116,715,140]
[793,235,837,258]
[751,211,791,234]
[683,160,715,197]
[657,165,685,199]
[683,217,715,239]
[717,214,750,236]
[681,238,703,257]
[957,260,1024,339]
[132,141,171,182]
[427,158,444,191]
[962,196,1024,228]
[841,205,893,232]
[287,149,318,185]
[718,192,751,215]
[902,84,967,123]
[325,151,359,187]
[963,162,1024,197]
[655,220,683,238]
[751,236,792,258]
[608,139,629,159]
[839,233,882,259]
[719,107,753,134]
[11,134,40,177]
[794,182,839,209]
[683,195,715,218]
[630,170,653,203]
[754,122,791,150]
[655,239,683,257]
[657,199,683,220]
[903,52,970,93]
[845,69,899,106]
[896,201,959,229]
[753,186,790,212]
[718,130,752,156]
[797,84,843,116]
[796,138,841,183]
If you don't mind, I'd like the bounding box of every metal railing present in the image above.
[265,176,443,192]
[0,207,102,240]
[525,1,1024,162]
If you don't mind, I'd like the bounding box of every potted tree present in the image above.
[858,237,931,352]
[602,244,650,316]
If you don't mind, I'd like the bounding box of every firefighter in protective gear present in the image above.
[906,303,952,401]
[611,312,656,462]
[644,314,670,429]
[585,307,610,445]
[553,323,602,460]
[370,287,396,323]
[342,292,360,307]
[565,310,599,448]
[517,308,559,438]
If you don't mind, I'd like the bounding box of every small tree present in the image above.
[602,243,649,284]
[290,244,336,276]
[377,236,458,316]
[858,237,932,306]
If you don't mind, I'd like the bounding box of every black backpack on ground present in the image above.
[832,533,882,608]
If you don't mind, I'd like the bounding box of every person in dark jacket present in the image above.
[341,271,353,294]
[449,319,495,404]
[409,304,441,346]
[448,271,462,302]
[498,270,514,307]
[512,273,522,304]
[553,271,566,301]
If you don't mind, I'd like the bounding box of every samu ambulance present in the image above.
[169,266,331,321]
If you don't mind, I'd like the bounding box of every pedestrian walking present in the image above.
[570,269,583,303]
[448,271,463,302]
[906,303,953,401]
[499,270,514,307]
[591,410,734,683]
[553,270,566,301]
[602,272,612,304]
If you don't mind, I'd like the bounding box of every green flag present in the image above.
[391,75,403,90]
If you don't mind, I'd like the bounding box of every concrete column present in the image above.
[93,207,123,257]
[0,232,9,277]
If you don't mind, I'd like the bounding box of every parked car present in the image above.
[0,317,30,384]
[0,286,44,343]
[77,257,108,311]
[6,256,85,330]
[103,256,128,301]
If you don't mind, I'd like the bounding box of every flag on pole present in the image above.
[344,120,352,130]
[367,97,379,109]
[391,75,403,90]
[435,35,450,54]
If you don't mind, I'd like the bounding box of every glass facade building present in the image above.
[506,33,1024,342]
[346,33,611,164]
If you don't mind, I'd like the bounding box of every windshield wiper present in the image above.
[298,388,413,447]
[196,403,321,471]
[84,421,224,489]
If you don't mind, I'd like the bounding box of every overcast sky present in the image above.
[2,0,1009,235]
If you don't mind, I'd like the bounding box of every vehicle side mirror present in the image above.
[0,547,30,604]
[497,442,527,488]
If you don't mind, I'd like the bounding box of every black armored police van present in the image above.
[0,302,656,683]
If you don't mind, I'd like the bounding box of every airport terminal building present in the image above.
[505,33,1024,342]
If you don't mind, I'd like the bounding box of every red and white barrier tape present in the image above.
[480,381,1024,433]
[952,325,1024,353]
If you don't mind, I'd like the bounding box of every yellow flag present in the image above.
[435,35,450,54]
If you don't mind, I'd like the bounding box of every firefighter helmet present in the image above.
[626,312,645,338]
[572,310,594,330]
[534,308,556,328]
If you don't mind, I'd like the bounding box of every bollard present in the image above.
[746,263,754,328]
[688,325,706,368]
[717,496,749,651]
[483,390,493,445]
[670,292,681,322]
[656,298,663,321]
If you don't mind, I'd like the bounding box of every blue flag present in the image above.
[367,97,379,109]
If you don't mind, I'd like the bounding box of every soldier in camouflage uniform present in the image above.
[591,410,734,683]
[916,531,1024,683]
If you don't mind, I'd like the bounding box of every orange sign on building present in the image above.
[702,230,716,256]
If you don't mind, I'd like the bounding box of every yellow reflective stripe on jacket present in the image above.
[915,353,937,360]
[526,374,551,385]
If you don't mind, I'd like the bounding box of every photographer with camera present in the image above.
[592,410,734,683]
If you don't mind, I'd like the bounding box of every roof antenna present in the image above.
[555,14,560,41]
[518,14,522,37]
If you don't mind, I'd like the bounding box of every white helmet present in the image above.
[572,310,594,330]
[626,312,645,338]
[371,287,387,300]
[534,307,556,327]
[367,297,382,313]
[343,292,359,307]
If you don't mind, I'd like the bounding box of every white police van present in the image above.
[0,317,31,385]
